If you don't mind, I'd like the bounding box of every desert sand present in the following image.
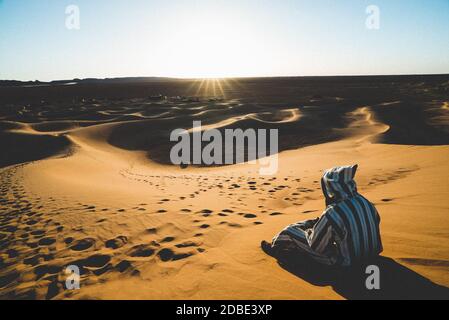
[1,75,449,299]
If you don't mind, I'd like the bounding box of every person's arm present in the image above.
[308,214,334,254]
[303,217,320,229]
[292,218,319,231]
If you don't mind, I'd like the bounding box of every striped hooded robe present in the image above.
[271,165,383,267]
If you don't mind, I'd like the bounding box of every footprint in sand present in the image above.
[115,260,132,273]
[34,264,62,279]
[175,241,198,248]
[70,238,96,251]
[20,233,29,240]
[161,236,175,243]
[2,225,18,233]
[146,228,157,234]
[83,254,111,269]
[270,212,284,216]
[31,230,45,237]
[227,222,242,228]
[128,244,156,257]
[243,214,257,219]
[6,249,19,258]
[27,242,39,249]
[38,237,56,246]
[23,253,53,266]
[398,258,449,267]
[105,236,128,249]
[157,248,193,262]
[70,254,113,276]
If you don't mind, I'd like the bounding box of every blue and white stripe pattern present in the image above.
[272,165,383,267]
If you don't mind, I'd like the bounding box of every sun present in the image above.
[184,78,239,98]
[171,19,246,78]
[154,6,265,79]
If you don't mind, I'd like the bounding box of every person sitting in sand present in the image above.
[262,165,383,267]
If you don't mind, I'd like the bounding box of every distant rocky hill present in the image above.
[0,77,175,87]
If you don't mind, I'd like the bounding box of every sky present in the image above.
[0,0,448,81]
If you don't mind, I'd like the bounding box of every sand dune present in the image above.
[1,76,449,299]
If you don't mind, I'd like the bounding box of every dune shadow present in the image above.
[277,255,449,300]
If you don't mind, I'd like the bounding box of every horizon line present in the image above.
[2,72,449,83]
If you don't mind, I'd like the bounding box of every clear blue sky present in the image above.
[0,0,448,81]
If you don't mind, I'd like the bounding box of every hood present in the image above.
[321,165,358,204]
